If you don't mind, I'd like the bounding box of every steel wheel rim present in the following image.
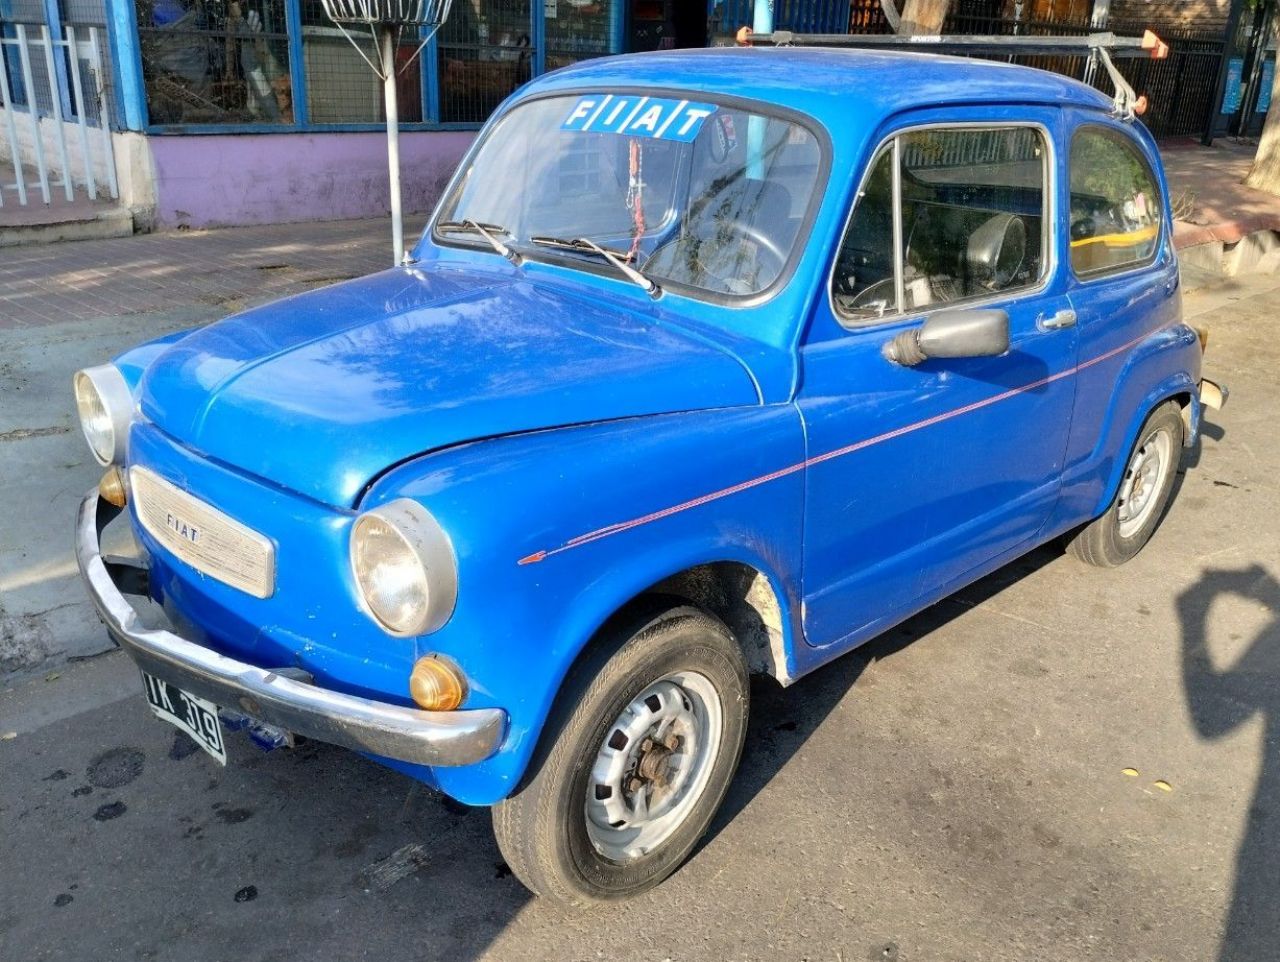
[584,670,723,863]
[1116,427,1173,538]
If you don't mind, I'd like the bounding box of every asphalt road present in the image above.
[2,272,1277,962]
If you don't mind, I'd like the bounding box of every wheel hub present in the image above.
[1116,427,1173,538]
[584,671,723,862]
[635,735,679,787]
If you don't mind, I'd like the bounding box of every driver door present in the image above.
[797,115,1079,650]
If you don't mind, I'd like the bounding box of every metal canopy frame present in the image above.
[735,28,1171,120]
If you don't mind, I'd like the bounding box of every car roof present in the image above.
[527,46,1115,131]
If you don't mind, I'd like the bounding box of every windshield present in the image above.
[434,93,825,298]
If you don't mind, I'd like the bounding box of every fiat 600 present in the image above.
[75,45,1224,902]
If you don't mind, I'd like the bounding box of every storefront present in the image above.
[1,1,822,227]
[104,1,634,226]
[129,0,635,130]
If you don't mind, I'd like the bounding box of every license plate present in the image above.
[141,672,227,765]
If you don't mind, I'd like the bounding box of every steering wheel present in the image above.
[647,219,788,294]
[844,276,897,315]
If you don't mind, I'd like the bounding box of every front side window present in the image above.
[435,93,825,298]
[1069,127,1162,277]
[834,126,1048,323]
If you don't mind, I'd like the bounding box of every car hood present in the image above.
[137,266,759,507]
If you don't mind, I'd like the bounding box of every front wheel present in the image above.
[1067,400,1185,567]
[492,603,749,904]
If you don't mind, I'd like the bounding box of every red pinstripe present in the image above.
[516,328,1161,566]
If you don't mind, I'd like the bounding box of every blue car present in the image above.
[74,45,1225,902]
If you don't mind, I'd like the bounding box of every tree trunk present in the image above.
[1244,63,1280,196]
[898,0,952,35]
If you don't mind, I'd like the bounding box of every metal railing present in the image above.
[0,22,118,207]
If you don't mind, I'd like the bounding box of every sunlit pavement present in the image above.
[2,268,1278,962]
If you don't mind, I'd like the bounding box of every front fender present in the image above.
[363,403,805,804]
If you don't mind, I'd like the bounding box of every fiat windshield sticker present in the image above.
[561,95,717,142]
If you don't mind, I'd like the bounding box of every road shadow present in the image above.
[704,541,1063,848]
[0,687,533,962]
[1178,564,1280,962]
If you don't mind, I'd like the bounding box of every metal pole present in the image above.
[748,0,772,181]
[15,24,52,204]
[64,26,98,201]
[40,25,75,202]
[0,39,31,205]
[381,24,404,265]
[88,27,119,200]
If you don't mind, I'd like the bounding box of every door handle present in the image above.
[1037,309,1077,331]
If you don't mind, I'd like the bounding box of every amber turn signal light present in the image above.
[409,655,466,711]
[99,465,128,507]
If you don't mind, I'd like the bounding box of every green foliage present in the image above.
[1070,129,1152,202]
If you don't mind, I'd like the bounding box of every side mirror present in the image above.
[883,308,1010,367]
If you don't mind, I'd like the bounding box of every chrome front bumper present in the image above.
[75,489,506,767]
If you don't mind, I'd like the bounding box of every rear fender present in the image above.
[1092,367,1198,519]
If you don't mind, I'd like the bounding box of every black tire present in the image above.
[492,602,749,904]
[1067,400,1185,568]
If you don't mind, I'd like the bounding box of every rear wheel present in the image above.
[1067,400,1184,567]
[492,603,749,904]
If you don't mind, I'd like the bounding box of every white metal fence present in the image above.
[0,23,118,207]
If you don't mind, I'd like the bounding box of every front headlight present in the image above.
[350,499,458,636]
[73,365,132,466]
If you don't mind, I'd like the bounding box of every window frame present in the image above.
[1067,122,1165,283]
[828,120,1057,331]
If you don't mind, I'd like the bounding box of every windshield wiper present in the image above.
[436,219,522,265]
[529,235,660,298]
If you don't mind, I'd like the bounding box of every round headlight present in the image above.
[73,365,132,466]
[350,499,457,637]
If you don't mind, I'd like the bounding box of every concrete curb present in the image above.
[0,207,135,248]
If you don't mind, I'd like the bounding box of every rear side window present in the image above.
[833,126,1048,324]
[1069,127,1162,277]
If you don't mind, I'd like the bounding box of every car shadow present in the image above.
[1178,564,1280,962]
[703,541,1064,849]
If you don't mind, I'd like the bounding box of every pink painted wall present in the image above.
[148,131,476,229]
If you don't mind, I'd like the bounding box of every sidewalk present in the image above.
[1162,137,1280,250]
[1,216,425,328]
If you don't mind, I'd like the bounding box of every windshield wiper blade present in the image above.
[529,235,660,298]
[436,219,522,265]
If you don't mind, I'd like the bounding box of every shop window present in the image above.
[298,0,423,123]
[545,0,621,69]
[137,0,294,125]
[437,0,532,124]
